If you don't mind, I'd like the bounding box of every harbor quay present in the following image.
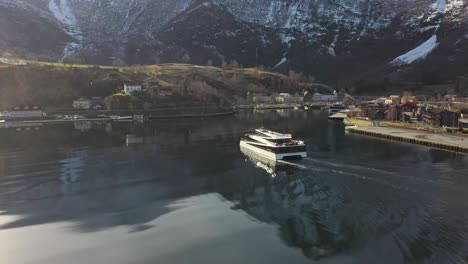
[347,126,468,153]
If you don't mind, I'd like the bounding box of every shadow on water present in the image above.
[1,110,468,263]
[229,128,468,263]
[0,110,311,233]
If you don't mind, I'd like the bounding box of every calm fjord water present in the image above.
[0,110,468,264]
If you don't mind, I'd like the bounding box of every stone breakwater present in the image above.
[347,126,468,154]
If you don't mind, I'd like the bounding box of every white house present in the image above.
[313,92,337,102]
[73,97,92,109]
[124,84,142,93]
[275,93,290,103]
[275,93,304,104]
[375,97,389,104]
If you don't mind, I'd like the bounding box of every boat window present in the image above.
[269,139,291,144]
[275,146,306,153]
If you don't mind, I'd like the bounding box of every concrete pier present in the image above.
[347,126,468,154]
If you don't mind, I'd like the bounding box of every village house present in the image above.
[401,112,417,122]
[423,108,460,127]
[252,94,273,104]
[384,98,394,105]
[275,93,304,104]
[401,95,418,104]
[124,84,142,94]
[388,95,401,104]
[423,108,440,127]
[313,92,337,102]
[342,95,356,106]
[335,90,349,101]
[441,109,461,127]
[400,102,419,113]
[73,97,92,109]
[444,94,459,101]
[375,97,389,104]
[385,105,400,121]
[361,103,386,120]
[383,103,419,122]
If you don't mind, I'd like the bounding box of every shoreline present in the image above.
[0,110,238,125]
[347,125,468,154]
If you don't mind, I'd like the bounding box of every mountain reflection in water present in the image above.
[0,110,468,264]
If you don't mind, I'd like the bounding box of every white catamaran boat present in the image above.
[240,129,307,160]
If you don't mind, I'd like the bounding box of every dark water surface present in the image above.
[1,110,468,264]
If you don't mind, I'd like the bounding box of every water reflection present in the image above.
[240,141,303,177]
[0,110,467,263]
[231,126,468,262]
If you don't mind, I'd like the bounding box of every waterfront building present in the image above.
[423,108,460,127]
[389,95,401,104]
[361,103,386,120]
[1,106,44,119]
[441,109,461,127]
[253,94,273,104]
[401,95,418,104]
[385,106,399,121]
[313,92,337,102]
[275,93,304,104]
[124,84,142,93]
[400,103,418,113]
[73,97,92,109]
[444,94,459,101]
[376,97,389,104]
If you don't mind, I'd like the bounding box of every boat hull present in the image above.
[240,140,306,160]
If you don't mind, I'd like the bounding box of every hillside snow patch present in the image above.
[391,35,438,65]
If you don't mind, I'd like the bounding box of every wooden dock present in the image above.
[347,126,468,154]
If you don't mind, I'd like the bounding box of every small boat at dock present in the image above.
[328,103,346,116]
[328,113,347,120]
[110,115,133,120]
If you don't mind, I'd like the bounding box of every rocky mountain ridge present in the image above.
[1,0,467,88]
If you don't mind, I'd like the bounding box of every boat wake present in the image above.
[302,157,396,176]
[277,160,307,169]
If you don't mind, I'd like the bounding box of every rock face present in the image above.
[0,0,70,61]
[1,0,467,85]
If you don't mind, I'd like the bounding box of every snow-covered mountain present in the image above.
[1,0,467,85]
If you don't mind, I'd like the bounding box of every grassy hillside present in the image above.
[0,61,329,110]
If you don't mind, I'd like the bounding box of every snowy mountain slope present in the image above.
[66,0,192,63]
[48,0,82,60]
[1,0,467,86]
[391,35,439,65]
